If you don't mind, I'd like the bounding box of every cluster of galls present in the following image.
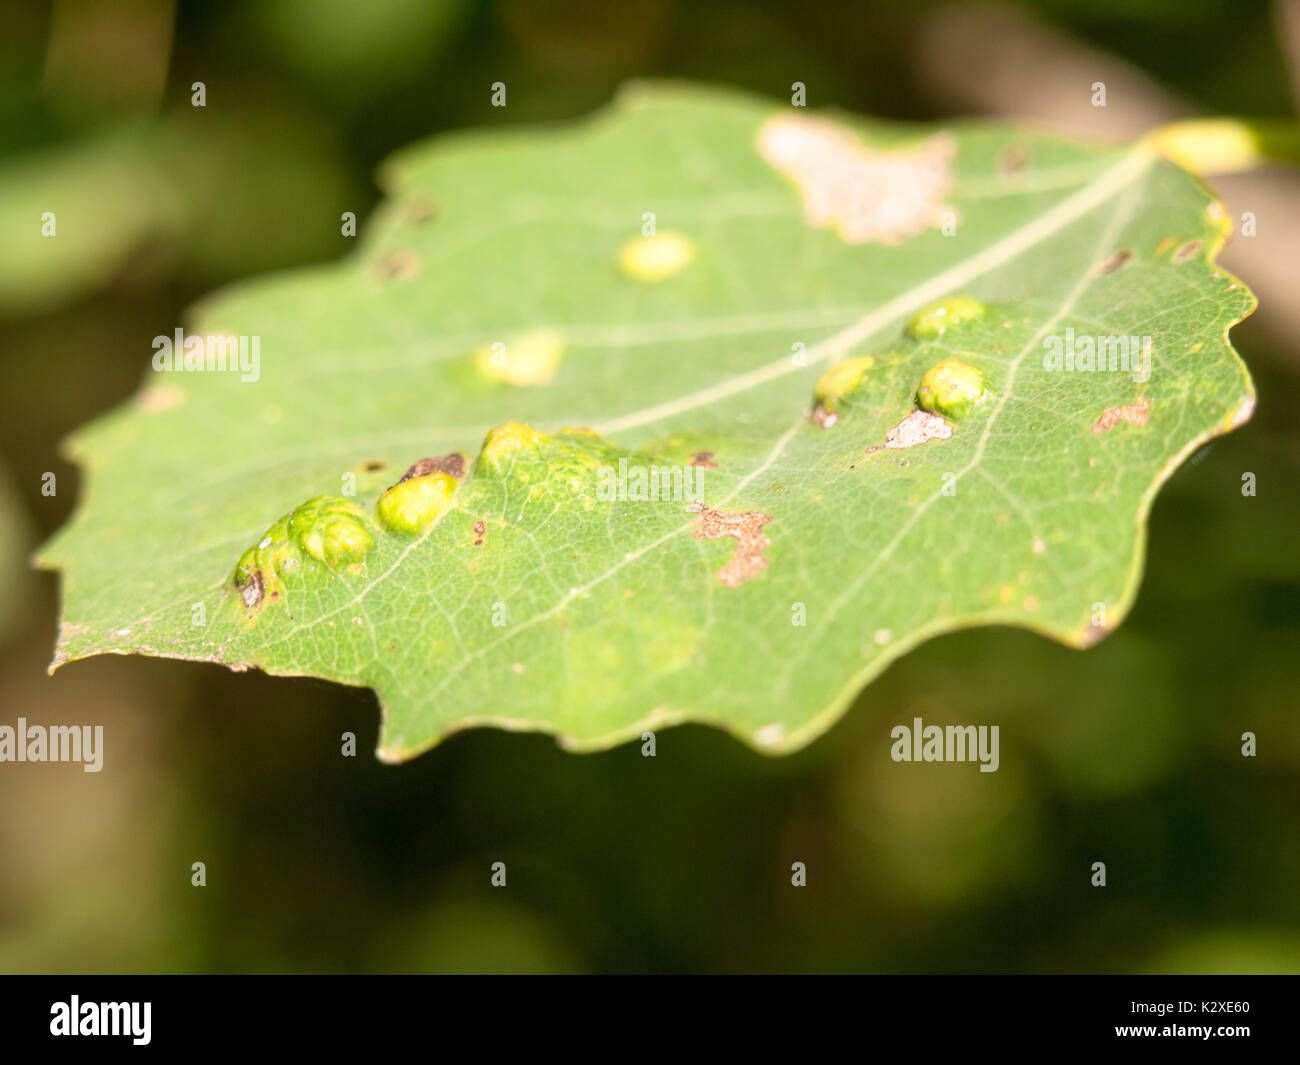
[231,421,622,617]
[811,295,991,429]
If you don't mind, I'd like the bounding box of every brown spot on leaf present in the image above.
[865,409,953,454]
[810,403,838,429]
[757,114,954,245]
[1228,397,1255,430]
[1173,240,1201,263]
[689,450,718,469]
[363,460,387,472]
[1077,621,1110,649]
[377,251,421,280]
[1091,399,1151,433]
[239,571,266,609]
[398,452,466,483]
[999,144,1028,175]
[687,502,772,587]
[473,519,486,547]
[1092,249,1133,276]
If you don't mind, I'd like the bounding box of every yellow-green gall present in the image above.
[814,355,876,411]
[906,296,987,339]
[286,497,375,566]
[616,232,695,282]
[233,495,374,613]
[376,471,458,535]
[479,421,548,472]
[916,359,987,419]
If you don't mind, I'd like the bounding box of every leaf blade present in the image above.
[39,84,1256,759]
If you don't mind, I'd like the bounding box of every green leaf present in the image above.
[38,83,1256,760]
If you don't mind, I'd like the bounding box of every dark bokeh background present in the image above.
[1,0,1298,973]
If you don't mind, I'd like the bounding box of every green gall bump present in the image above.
[916,359,987,419]
[906,296,987,339]
[234,546,260,588]
[233,496,374,613]
[377,471,458,535]
[479,421,548,473]
[814,355,876,411]
[286,498,374,566]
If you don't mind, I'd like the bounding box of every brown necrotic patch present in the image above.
[687,502,772,587]
[472,519,486,547]
[689,450,719,469]
[398,453,466,483]
[1092,249,1133,276]
[864,409,953,454]
[810,404,838,429]
[240,570,268,610]
[1091,398,1151,433]
[1173,240,1202,263]
[756,114,954,245]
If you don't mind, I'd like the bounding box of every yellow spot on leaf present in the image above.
[617,232,695,282]
[474,329,564,386]
[1144,119,1261,177]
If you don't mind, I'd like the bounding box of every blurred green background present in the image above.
[1,0,1298,973]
